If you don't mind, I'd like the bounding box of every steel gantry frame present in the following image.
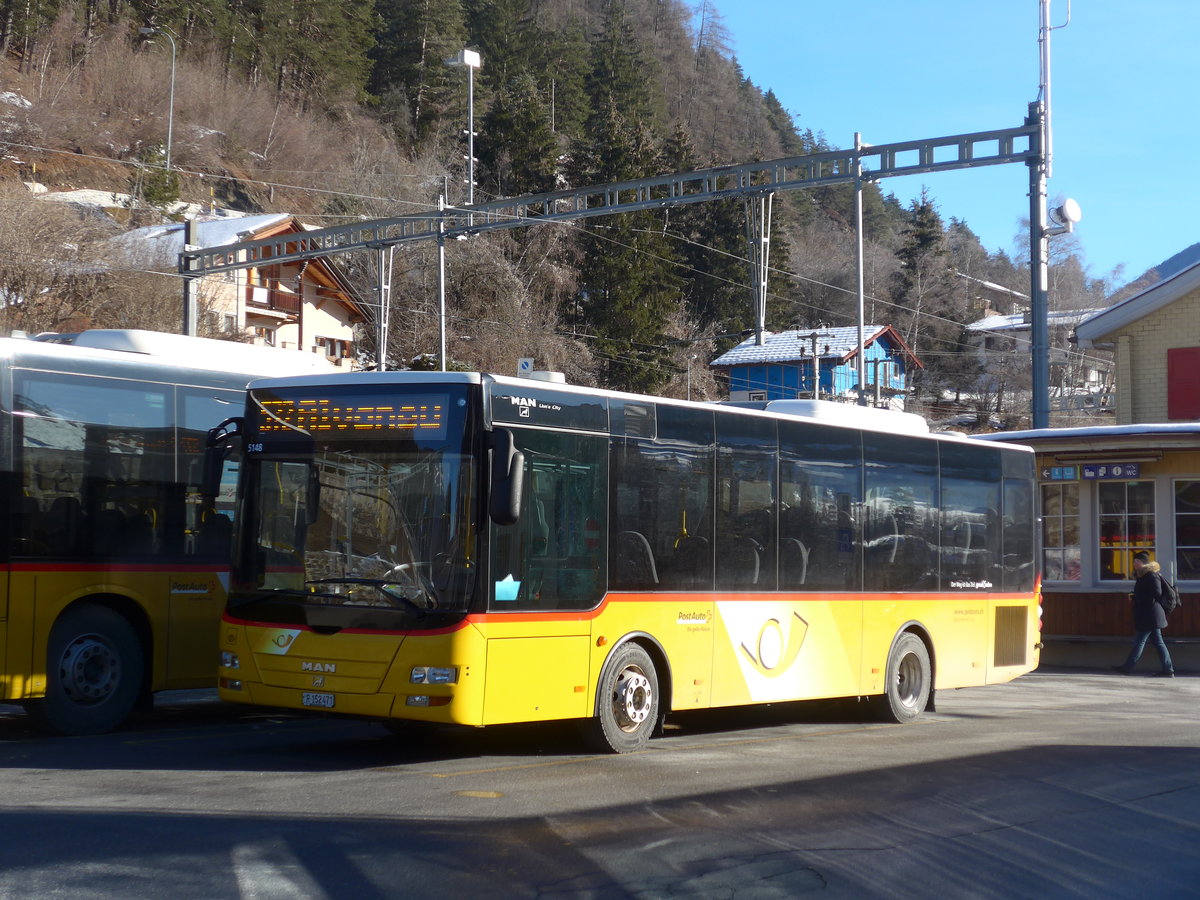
[183,121,1038,275]
[180,109,1051,420]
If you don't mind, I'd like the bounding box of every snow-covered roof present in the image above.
[1076,259,1200,346]
[711,326,895,367]
[113,213,291,265]
[980,422,1200,445]
[966,308,1106,333]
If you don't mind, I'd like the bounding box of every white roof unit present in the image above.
[39,329,335,377]
[764,399,930,435]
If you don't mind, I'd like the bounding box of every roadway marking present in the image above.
[232,839,326,899]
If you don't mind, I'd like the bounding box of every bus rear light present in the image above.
[410,666,457,685]
[220,677,243,691]
[405,695,451,707]
[220,651,241,669]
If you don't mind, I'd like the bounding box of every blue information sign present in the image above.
[1081,463,1140,480]
[1040,466,1079,481]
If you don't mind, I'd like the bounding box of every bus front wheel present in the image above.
[877,632,931,724]
[585,643,659,753]
[35,605,144,736]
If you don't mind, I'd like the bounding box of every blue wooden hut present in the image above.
[709,325,921,405]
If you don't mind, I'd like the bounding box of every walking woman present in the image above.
[1114,550,1175,677]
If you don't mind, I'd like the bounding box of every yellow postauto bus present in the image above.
[1,329,332,734]
[213,372,1040,751]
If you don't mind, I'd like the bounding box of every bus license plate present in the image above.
[302,691,335,709]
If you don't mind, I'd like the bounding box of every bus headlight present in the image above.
[221,651,241,669]
[411,666,457,685]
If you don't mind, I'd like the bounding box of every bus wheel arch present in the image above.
[33,598,150,735]
[876,626,935,724]
[584,636,669,753]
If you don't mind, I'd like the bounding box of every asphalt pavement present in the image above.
[0,668,1197,898]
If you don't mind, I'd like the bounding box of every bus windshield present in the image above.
[232,384,479,628]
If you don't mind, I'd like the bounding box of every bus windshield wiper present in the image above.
[308,578,431,617]
[232,587,350,606]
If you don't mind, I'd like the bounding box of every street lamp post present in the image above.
[138,26,177,173]
[445,49,481,207]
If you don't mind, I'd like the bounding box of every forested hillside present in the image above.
[0,0,1113,419]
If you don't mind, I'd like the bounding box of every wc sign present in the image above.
[1082,463,1140,479]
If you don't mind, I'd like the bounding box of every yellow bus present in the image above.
[214,372,1040,751]
[2,329,331,734]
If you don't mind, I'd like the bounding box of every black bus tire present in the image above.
[877,632,931,724]
[34,605,144,736]
[585,642,659,753]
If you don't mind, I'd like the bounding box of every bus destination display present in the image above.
[256,395,449,439]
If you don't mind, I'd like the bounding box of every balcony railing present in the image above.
[247,285,300,314]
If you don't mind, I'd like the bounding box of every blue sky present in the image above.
[713,0,1196,288]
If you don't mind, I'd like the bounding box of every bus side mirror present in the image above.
[488,428,524,526]
[203,417,243,498]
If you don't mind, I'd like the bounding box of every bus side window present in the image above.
[180,387,244,558]
[940,443,1002,588]
[615,405,713,592]
[779,421,862,592]
[862,433,938,592]
[716,411,777,591]
[489,431,607,611]
[15,372,172,561]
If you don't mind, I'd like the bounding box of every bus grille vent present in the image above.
[994,606,1028,667]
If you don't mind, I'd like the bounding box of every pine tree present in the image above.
[479,72,559,196]
[584,0,655,133]
[568,3,673,392]
[129,144,181,211]
[463,0,539,92]
[370,0,470,143]
[531,20,590,140]
[892,190,970,403]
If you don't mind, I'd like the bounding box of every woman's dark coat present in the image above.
[1131,560,1168,631]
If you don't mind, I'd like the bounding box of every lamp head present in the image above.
[445,49,482,69]
[1049,198,1082,227]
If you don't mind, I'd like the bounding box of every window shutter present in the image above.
[1167,348,1200,419]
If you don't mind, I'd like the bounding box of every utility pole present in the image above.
[445,50,482,210]
[1030,0,1076,428]
[746,194,772,346]
[1028,101,1051,429]
[182,218,198,336]
[854,133,867,405]
[809,332,822,400]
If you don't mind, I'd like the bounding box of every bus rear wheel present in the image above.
[877,632,931,724]
[585,643,659,753]
[34,605,144,736]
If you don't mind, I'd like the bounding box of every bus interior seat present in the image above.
[615,530,658,588]
[780,537,809,586]
[720,536,760,586]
